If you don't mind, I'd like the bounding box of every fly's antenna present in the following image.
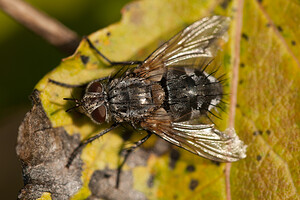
[63,98,80,112]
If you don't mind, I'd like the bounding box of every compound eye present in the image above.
[88,82,102,93]
[91,105,106,123]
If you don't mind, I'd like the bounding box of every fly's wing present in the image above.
[134,15,230,81]
[136,16,247,161]
[141,108,247,162]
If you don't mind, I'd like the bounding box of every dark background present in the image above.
[0,0,130,198]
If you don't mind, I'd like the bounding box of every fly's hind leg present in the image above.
[116,131,153,188]
[48,79,88,88]
[84,36,143,66]
[48,76,109,88]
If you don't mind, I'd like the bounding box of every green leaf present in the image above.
[35,0,300,199]
[231,0,300,199]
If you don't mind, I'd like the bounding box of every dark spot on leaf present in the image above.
[253,130,263,136]
[257,0,263,3]
[169,149,180,169]
[147,174,154,188]
[186,164,196,172]
[107,32,111,37]
[80,55,89,65]
[189,179,199,190]
[220,0,231,9]
[240,63,245,68]
[277,26,283,32]
[266,23,271,27]
[291,40,296,46]
[256,155,262,161]
[236,104,240,108]
[242,33,249,41]
[211,160,220,166]
[239,79,244,84]
[266,130,271,135]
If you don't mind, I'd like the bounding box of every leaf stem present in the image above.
[227,0,245,199]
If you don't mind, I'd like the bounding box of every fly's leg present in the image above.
[48,79,88,88]
[84,36,143,66]
[48,76,109,88]
[66,124,119,168]
[116,131,153,188]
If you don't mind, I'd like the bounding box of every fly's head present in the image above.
[65,80,111,124]
[82,80,111,124]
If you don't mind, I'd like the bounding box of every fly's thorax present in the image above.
[107,77,163,123]
[80,81,111,124]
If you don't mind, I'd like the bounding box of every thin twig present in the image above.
[0,0,80,54]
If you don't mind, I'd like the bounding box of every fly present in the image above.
[49,15,247,186]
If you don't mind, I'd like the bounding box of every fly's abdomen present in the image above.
[161,67,223,122]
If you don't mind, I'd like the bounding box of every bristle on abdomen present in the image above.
[159,67,224,122]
